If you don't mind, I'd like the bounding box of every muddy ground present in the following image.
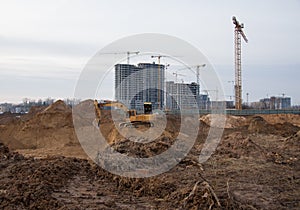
[0,101,299,209]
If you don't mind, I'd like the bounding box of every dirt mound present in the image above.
[0,100,78,150]
[216,132,258,159]
[248,116,271,133]
[200,114,247,129]
[259,114,300,127]
[28,106,46,115]
[280,131,300,159]
[248,116,299,137]
[0,112,21,125]
[43,100,71,113]
[20,106,47,121]
[110,135,175,158]
[217,132,288,164]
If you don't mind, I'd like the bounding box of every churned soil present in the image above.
[0,100,299,209]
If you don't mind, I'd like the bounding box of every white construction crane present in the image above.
[232,16,248,110]
[176,64,206,96]
[151,55,167,64]
[125,51,139,64]
[100,51,139,64]
[172,72,185,83]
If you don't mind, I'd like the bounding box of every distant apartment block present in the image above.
[0,105,6,113]
[0,103,14,113]
[198,94,209,109]
[115,63,165,110]
[251,96,291,109]
[165,81,199,110]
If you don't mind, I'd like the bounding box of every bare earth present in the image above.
[0,100,299,209]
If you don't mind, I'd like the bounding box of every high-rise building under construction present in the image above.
[115,63,165,111]
[165,81,199,110]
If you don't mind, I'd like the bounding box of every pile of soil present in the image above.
[0,100,78,151]
[0,112,21,125]
[248,116,299,137]
[259,114,300,127]
[200,114,247,129]
[21,106,47,121]
[280,130,300,158]
[110,135,175,158]
[216,132,259,159]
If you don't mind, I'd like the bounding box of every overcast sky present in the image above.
[0,0,299,104]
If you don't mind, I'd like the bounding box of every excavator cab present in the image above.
[127,110,137,117]
[144,102,152,114]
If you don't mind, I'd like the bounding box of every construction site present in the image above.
[0,99,299,209]
[0,16,299,210]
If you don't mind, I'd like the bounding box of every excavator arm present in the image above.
[94,100,101,127]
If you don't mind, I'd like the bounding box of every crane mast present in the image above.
[126,51,139,64]
[232,16,248,110]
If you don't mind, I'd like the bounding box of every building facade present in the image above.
[165,81,199,110]
[251,96,292,109]
[269,96,291,109]
[115,63,165,110]
[137,63,165,110]
[198,94,210,110]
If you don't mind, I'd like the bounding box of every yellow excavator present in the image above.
[94,100,154,128]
